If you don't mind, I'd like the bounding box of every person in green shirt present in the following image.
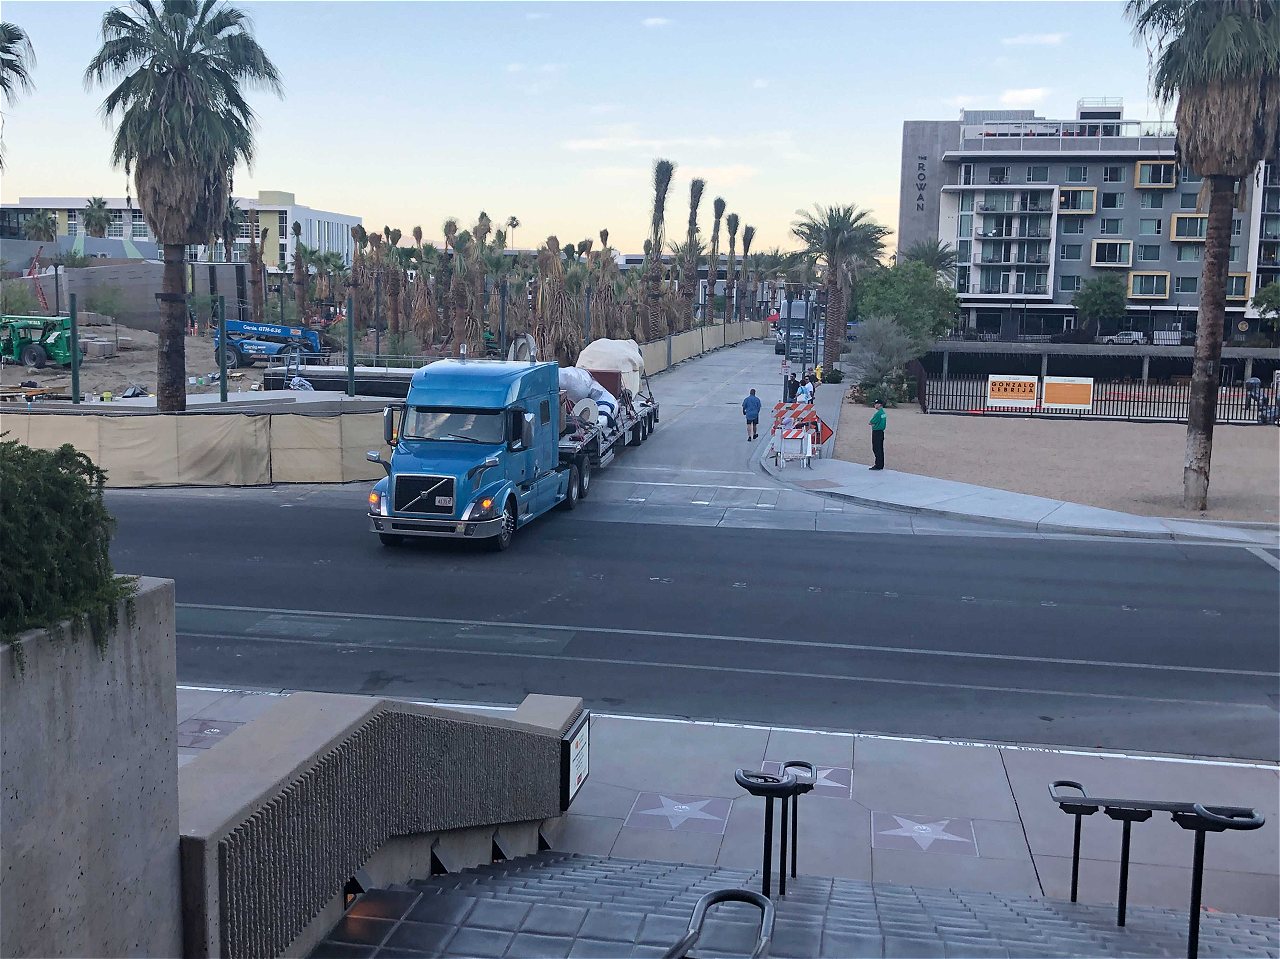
[869,399,886,470]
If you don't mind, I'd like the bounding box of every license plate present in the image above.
[435,496,453,507]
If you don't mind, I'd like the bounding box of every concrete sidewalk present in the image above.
[176,685,1280,921]
[760,393,1279,546]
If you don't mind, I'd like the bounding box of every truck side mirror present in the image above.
[382,406,399,446]
[521,412,536,450]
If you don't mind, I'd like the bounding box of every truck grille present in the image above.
[393,474,456,515]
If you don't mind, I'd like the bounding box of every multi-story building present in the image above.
[1,190,360,268]
[899,99,1271,342]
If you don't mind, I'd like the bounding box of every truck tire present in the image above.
[640,416,650,441]
[628,424,642,447]
[648,413,657,432]
[378,533,404,547]
[561,464,580,511]
[577,456,592,499]
[20,344,47,369]
[491,500,517,551]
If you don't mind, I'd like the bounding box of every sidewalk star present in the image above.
[877,815,974,851]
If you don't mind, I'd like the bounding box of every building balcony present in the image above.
[1019,231,1049,239]
[952,120,1176,155]
[979,256,1013,264]
[1019,254,1050,264]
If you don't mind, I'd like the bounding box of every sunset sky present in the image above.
[3,1,1167,254]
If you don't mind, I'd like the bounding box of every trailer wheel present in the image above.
[577,456,592,499]
[378,533,404,547]
[561,464,580,511]
[491,500,517,551]
[647,413,657,432]
[628,424,642,447]
[639,416,649,441]
[20,344,47,369]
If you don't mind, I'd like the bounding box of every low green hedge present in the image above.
[0,439,134,654]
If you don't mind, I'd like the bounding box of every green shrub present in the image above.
[0,439,134,656]
[83,284,126,320]
[823,368,844,384]
[1,280,41,316]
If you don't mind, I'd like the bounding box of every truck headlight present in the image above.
[368,490,385,515]
[464,496,498,520]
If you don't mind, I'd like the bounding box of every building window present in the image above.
[959,193,974,212]
[1058,188,1096,213]
[1061,218,1084,235]
[1172,214,1207,240]
[1092,240,1133,266]
[957,239,971,261]
[1101,218,1123,235]
[1027,165,1049,183]
[1231,218,1242,236]
[1060,244,1083,261]
[1139,218,1162,236]
[1140,193,1164,209]
[1138,244,1162,261]
[1180,192,1198,210]
[66,210,78,237]
[988,166,1010,185]
[132,211,149,240]
[1066,165,1088,183]
[108,210,124,238]
[1230,245,1240,262]
[1102,192,1124,209]
[1226,274,1249,299]
[958,214,973,237]
[1130,273,1168,297]
[961,163,974,186]
[1059,275,1080,292]
[1103,165,1126,183]
[1174,276,1199,294]
[1181,167,1203,183]
[1177,244,1203,262]
[956,266,970,292]
[1136,160,1176,187]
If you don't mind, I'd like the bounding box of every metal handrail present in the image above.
[662,889,775,959]
[1048,781,1264,959]
[779,761,815,895]
[735,769,795,898]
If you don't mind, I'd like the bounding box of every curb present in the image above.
[758,454,1278,546]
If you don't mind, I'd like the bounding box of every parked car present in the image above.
[1100,331,1148,345]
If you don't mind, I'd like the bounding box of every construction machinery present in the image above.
[0,316,78,369]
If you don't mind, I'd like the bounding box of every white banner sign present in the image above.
[986,374,1038,409]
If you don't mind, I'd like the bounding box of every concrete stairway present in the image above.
[311,851,1280,958]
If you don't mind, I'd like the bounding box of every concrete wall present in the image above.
[0,578,181,958]
[179,692,583,958]
[640,320,766,375]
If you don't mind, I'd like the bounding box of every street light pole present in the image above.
[217,295,227,403]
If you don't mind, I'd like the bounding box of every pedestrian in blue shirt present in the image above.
[742,389,762,441]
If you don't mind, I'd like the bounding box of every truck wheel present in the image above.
[491,501,517,551]
[640,416,650,441]
[577,456,592,499]
[20,344,47,369]
[628,425,642,447]
[648,413,657,433]
[222,347,241,370]
[378,533,404,547]
[561,464,580,511]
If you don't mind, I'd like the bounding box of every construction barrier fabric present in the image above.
[2,324,764,487]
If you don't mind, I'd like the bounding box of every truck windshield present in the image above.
[402,407,505,444]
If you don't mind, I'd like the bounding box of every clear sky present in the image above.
[2,1,1168,253]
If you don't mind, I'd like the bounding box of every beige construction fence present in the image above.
[2,322,767,488]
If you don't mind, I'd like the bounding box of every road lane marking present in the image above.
[598,479,777,492]
[177,603,1279,677]
[1246,547,1280,572]
[175,629,1270,708]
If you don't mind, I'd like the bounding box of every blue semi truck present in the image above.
[367,358,658,550]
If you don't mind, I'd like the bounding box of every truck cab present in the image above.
[367,360,576,551]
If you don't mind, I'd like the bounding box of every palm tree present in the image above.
[290,222,311,319]
[82,196,111,239]
[682,178,705,324]
[22,209,55,241]
[1127,0,1280,511]
[220,197,244,264]
[644,159,676,341]
[0,22,35,172]
[792,204,890,368]
[85,0,281,412]
[248,209,266,321]
[506,215,520,252]
[739,225,756,321]
[704,197,726,323]
[725,213,740,324]
[901,238,958,283]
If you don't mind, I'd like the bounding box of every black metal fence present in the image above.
[927,375,1265,423]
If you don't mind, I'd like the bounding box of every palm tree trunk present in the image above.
[1184,174,1234,511]
[823,278,845,370]
[223,233,234,265]
[157,243,189,412]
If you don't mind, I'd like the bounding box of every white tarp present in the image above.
[576,339,645,397]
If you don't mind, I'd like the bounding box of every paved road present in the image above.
[107,341,1280,760]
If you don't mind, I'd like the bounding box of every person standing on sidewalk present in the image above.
[785,373,799,402]
[869,399,886,470]
[742,388,762,441]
